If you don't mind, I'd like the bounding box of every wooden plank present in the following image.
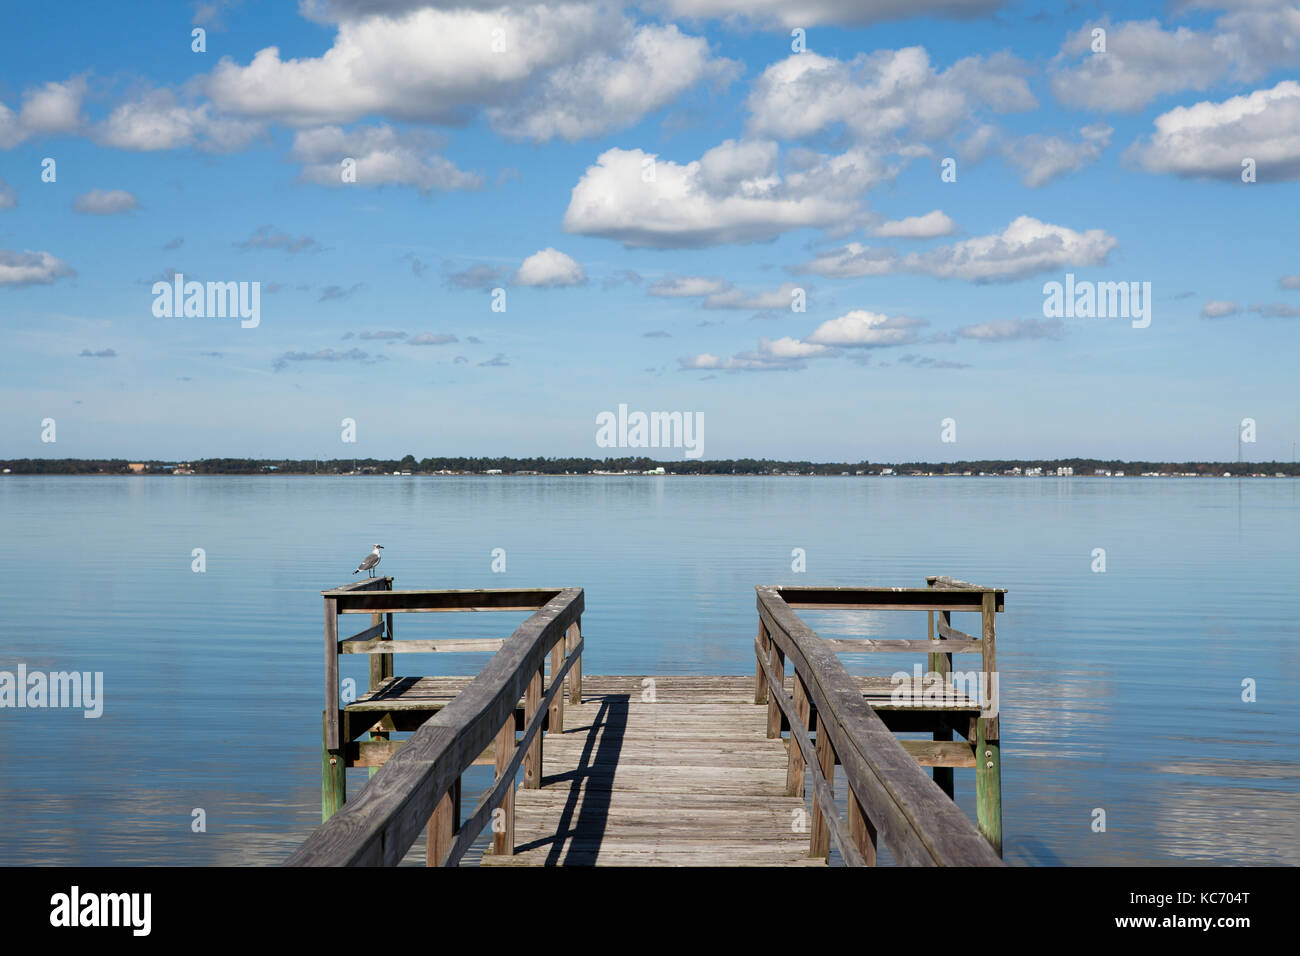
[321,710,345,822]
[754,620,770,705]
[823,638,982,653]
[330,588,562,613]
[849,790,877,866]
[899,740,977,768]
[566,620,582,705]
[324,576,394,594]
[776,586,1004,612]
[809,714,836,858]
[766,645,785,739]
[935,619,977,643]
[549,638,564,734]
[426,776,459,867]
[341,638,504,654]
[324,596,339,752]
[492,715,515,857]
[786,673,808,797]
[524,665,543,790]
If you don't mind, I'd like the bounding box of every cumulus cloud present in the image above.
[0,77,86,148]
[357,329,407,340]
[805,310,926,347]
[650,0,1003,27]
[0,249,76,287]
[95,89,263,151]
[1280,275,1300,290]
[564,143,888,248]
[514,248,586,287]
[72,189,140,215]
[204,4,724,141]
[79,347,118,358]
[871,210,955,238]
[955,318,1064,341]
[745,47,1034,144]
[1129,81,1300,180]
[291,124,481,191]
[650,275,732,297]
[798,217,1116,282]
[680,335,836,371]
[1004,124,1112,187]
[1051,10,1300,113]
[406,332,459,344]
[1201,299,1240,318]
[488,24,738,142]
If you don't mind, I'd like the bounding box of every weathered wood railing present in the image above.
[288,584,584,866]
[755,582,1004,866]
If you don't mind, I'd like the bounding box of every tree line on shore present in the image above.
[3,456,1298,476]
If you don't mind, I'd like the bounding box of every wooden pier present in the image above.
[287,577,1005,867]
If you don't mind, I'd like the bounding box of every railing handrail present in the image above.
[756,586,1003,867]
[288,586,583,866]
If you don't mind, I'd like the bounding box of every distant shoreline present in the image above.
[4,457,1298,478]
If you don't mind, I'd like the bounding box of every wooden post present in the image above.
[523,665,544,789]
[754,620,771,704]
[848,791,878,866]
[766,645,785,739]
[492,716,515,856]
[367,608,387,780]
[426,776,460,867]
[786,672,809,797]
[933,608,954,799]
[976,590,1002,855]
[321,710,345,822]
[549,638,565,734]
[566,619,582,705]
[809,718,836,858]
[323,596,339,751]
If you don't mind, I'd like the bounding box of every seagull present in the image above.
[353,543,384,577]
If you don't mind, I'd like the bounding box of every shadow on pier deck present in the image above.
[286,579,1004,868]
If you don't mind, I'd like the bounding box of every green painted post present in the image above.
[975,720,1002,856]
[322,710,346,822]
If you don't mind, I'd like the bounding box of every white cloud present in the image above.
[291,124,480,191]
[746,48,1034,144]
[488,24,737,142]
[72,189,140,215]
[564,144,885,248]
[872,210,955,238]
[0,177,15,210]
[649,0,1003,28]
[1005,124,1112,187]
[703,282,807,310]
[905,216,1117,282]
[680,335,835,371]
[0,249,76,287]
[797,216,1116,282]
[1129,81,1300,181]
[795,242,902,278]
[1280,275,1300,290]
[805,309,925,347]
[515,248,586,287]
[0,77,86,148]
[1051,10,1300,112]
[955,318,1063,341]
[650,275,733,297]
[96,90,263,151]
[1201,299,1240,318]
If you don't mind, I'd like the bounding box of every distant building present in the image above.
[880,468,895,476]
[1056,466,1073,476]
[127,463,146,473]
[485,469,503,475]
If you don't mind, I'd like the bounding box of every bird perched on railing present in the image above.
[353,543,384,577]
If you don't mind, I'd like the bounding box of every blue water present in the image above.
[0,475,1296,865]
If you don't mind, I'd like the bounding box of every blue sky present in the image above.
[2,0,1298,462]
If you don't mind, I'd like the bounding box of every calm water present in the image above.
[1,475,1296,866]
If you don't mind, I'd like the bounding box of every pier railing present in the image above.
[288,583,584,866]
[755,582,1004,866]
